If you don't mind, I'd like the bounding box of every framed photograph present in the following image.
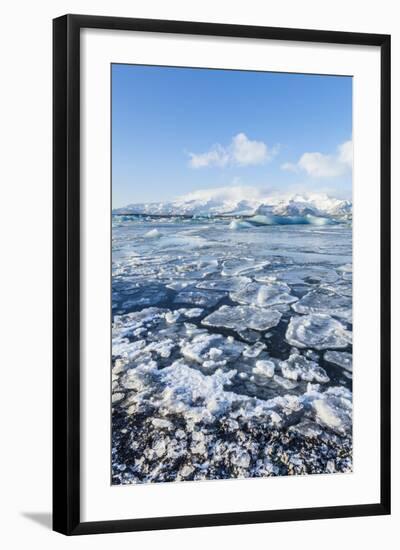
[53,14,391,535]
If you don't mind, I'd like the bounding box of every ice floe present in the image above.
[253,360,275,379]
[181,333,244,366]
[196,276,251,291]
[258,265,339,286]
[310,386,352,435]
[292,287,351,320]
[221,258,270,277]
[286,314,352,350]
[230,281,297,308]
[324,350,352,372]
[203,305,282,332]
[280,352,329,383]
[174,289,225,307]
[119,284,169,308]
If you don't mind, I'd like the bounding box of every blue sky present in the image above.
[112,64,352,207]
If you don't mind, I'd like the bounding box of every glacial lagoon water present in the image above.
[111,216,353,484]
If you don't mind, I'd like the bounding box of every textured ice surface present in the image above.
[258,265,339,286]
[113,353,352,482]
[120,284,169,308]
[203,305,282,332]
[174,289,225,307]
[221,258,270,277]
[311,386,352,435]
[243,342,266,358]
[280,353,329,383]
[230,281,297,308]
[338,264,352,281]
[253,360,275,379]
[321,279,352,298]
[324,350,353,372]
[292,287,351,320]
[112,217,353,484]
[286,314,352,350]
[196,276,251,291]
[181,333,244,367]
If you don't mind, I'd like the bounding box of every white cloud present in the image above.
[337,140,353,167]
[282,140,352,178]
[188,144,229,168]
[231,133,270,165]
[178,185,269,203]
[188,133,277,168]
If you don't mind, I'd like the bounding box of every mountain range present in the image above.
[113,187,352,223]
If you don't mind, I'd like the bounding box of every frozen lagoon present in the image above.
[112,216,352,484]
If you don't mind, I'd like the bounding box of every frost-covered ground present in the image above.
[112,216,352,484]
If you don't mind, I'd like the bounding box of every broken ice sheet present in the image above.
[112,219,353,484]
[174,258,219,279]
[113,307,167,335]
[203,305,282,332]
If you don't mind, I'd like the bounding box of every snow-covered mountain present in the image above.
[113,186,352,223]
[254,194,352,221]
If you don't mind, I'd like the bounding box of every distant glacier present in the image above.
[113,188,352,225]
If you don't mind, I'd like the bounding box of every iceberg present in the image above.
[247,214,334,226]
[229,219,252,230]
[144,228,162,238]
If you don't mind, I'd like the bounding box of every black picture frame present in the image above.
[53,14,391,535]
